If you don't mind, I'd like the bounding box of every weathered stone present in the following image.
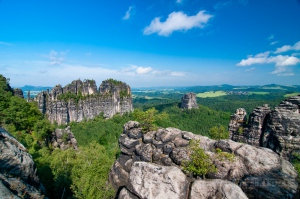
[50,126,78,150]
[170,147,190,165]
[160,128,181,143]
[143,131,156,143]
[13,88,24,98]
[229,95,300,161]
[109,161,129,190]
[135,143,154,162]
[173,136,189,147]
[180,92,198,109]
[0,128,45,198]
[35,79,133,124]
[128,128,143,139]
[118,187,139,199]
[110,122,298,199]
[119,134,140,149]
[128,162,189,199]
[190,179,248,199]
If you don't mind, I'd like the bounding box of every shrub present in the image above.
[182,139,217,178]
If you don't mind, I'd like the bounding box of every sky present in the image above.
[1,0,300,88]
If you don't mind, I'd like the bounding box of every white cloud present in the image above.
[143,11,213,36]
[0,41,14,46]
[136,66,153,74]
[122,65,186,77]
[270,41,278,45]
[169,71,186,76]
[48,50,65,65]
[122,6,135,20]
[237,51,300,76]
[274,41,300,54]
[237,53,300,67]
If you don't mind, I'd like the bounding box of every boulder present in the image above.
[190,179,248,199]
[0,128,45,198]
[127,162,189,199]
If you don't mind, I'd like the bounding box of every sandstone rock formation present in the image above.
[35,79,133,124]
[0,128,45,198]
[13,88,24,98]
[50,126,78,150]
[109,121,298,199]
[180,92,198,109]
[229,95,300,160]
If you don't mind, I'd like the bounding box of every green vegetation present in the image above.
[132,108,168,132]
[215,148,235,162]
[182,139,217,178]
[248,92,269,95]
[106,78,123,85]
[284,93,300,98]
[196,91,227,98]
[209,125,229,140]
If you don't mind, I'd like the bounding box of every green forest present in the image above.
[1,74,299,198]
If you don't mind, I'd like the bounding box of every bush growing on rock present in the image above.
[132,107,168,132]
[182,139,217,178]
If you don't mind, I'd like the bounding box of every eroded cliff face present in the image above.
[0,128,45,198]
[35,79,133,125]
[109,121,298,199]
[229,95,300,160]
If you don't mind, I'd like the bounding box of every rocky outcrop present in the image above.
[0,128,45,198]
[109,121,298,199]
[229,95,300,160]
[180,92,198,109]
[50,126,78,150]
[35,79,133,125]
[13,88,24,98]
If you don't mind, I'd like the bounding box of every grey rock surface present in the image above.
[0,128,45,198]
[180,92,199,109]
[229,95,300,160]
[109,121,298,199]
[50,126,78,150]
[13,88,24,98]
[128,162,189,199]
[190,179,248,199]
[35,79,133,124]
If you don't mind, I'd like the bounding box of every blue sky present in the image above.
[1,0,300,88]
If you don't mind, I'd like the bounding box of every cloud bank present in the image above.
[237,41,300,76]
[274,41,300,54]
[143,11,213,36]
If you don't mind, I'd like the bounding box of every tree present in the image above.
[132,107,168,132]
[70,142,115,199]
[209,125,229,140]
[182,139,217,178]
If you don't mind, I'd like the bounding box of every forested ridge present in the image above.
[1,74,299,198]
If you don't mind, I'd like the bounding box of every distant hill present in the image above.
[19,85,53,91]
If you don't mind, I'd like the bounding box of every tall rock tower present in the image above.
[180,92,199,109]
